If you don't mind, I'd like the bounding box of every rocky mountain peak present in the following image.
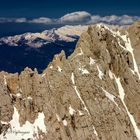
[0,22,140,140]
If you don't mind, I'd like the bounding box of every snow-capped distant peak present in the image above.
[55,25,88,37]
[0,25,88,48]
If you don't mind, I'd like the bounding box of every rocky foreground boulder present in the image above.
[0,21,140,140]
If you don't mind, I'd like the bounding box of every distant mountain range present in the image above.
[0,25,88,48]
[0,23,135,73]
[0,11,139,38]
[0,25,88,73]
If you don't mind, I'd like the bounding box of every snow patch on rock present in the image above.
[90,57,96,65]
[62,120,68,126]
[3,75,7,85]
[0,107,47,140]
[79,67,90,75]
[101,87,119,108]
[97,66,104,79]
[57,66,62,72]
[108,70,114,79]
[69,106,76,115]
[71,73,75,84]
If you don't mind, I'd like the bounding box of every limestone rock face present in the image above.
[128,20,140,68]
[0,22,140,140]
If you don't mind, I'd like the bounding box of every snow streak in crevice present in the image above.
[114,75,140,140]
[98,24,140,79]
[71,72,100,139]
[101,87,119,108]
[97,65,104,80]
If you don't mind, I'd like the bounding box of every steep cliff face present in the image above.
[0,22,140,140]
[128,20,140,68]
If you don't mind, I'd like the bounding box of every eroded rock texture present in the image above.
[0,22,140,140]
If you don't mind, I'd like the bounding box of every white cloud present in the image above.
[102,15,119,23]
[118,15,138,25]
[59,11,91,24]
[0,18,14,23]
[0,17,27,23]
[90,15,102,24]
[90,15,140,25]
[0,11,139,25]
[29,17,53,24]
[15,18,27,23]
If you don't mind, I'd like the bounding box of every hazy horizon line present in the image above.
[0,11,139,25]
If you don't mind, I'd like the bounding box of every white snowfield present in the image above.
[55,25,88,37]
[0,107,47,140]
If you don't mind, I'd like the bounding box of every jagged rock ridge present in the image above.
[0,25,88,73]
[0,21,140,140]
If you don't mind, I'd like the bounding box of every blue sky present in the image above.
[0,0,139,37]
[0,0,140,17]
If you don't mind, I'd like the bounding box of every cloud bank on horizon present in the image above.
[0,11,139,25]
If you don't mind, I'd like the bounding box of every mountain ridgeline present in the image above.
[0,25,87,73]
[0,21,140,140]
